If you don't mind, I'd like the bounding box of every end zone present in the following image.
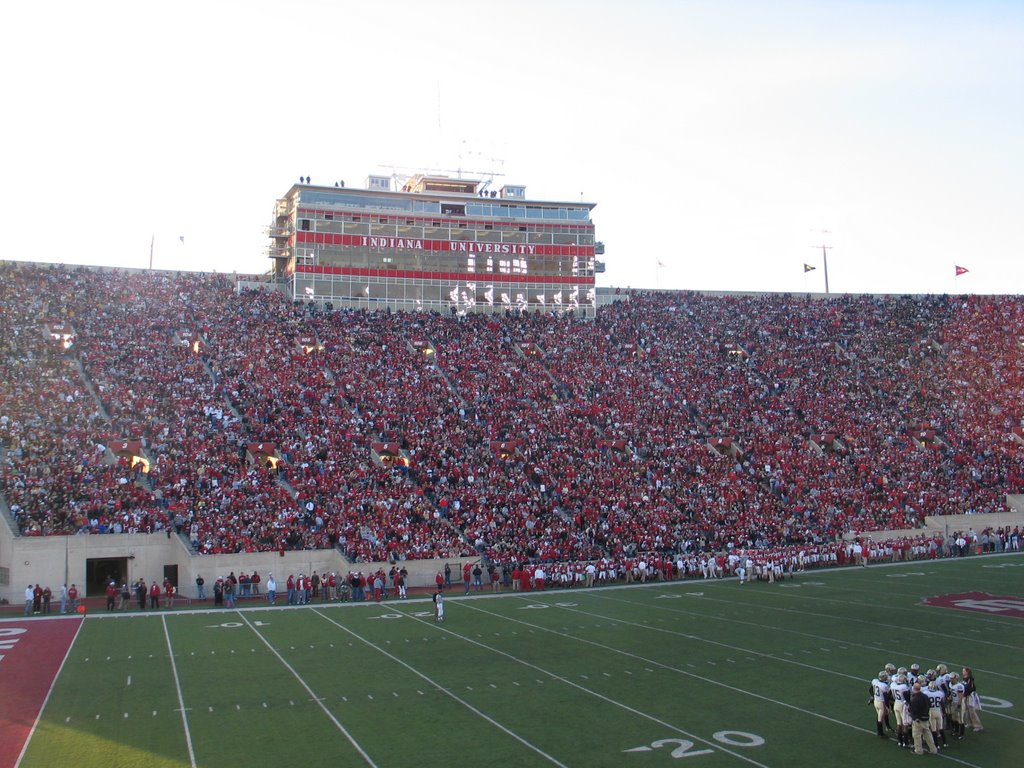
[0,618,83,768]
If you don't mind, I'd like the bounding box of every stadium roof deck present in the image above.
[285,181,597,211]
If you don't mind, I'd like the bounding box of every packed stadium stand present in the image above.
[2,262,1022,569]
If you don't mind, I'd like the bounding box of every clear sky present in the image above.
[2,0,1021,295]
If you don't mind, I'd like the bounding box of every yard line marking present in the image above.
[237,613,378,767]
[595,591,1024,683]
[460,602,987,768]
[401,606,773,768]
[161,615,197,768]
[312,609,568,767]
[718,587,1023,650]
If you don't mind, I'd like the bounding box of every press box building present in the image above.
[267,174,600,316]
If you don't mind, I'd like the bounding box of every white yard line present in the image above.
[236,611,378,767]
[555,595,1024,726]
[14,618,86,768]
[311,609,569,768]
[162,615,197,768]
[698,587,1023,652]
[458,601,989,768]
[594,589,1024,683]
[733,584,1024,635]
[390,608,776,768]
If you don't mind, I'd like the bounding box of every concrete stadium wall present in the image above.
[858,507,1024,542]
[0,520,480,603]
[4,492,1022,603]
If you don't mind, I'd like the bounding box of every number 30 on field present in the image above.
[624,731,765,758]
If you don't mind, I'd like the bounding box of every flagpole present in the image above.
[821,245,830,294]
[149,234,154,271]
[810,229,832,295]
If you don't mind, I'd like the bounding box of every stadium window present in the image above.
[300,219,311,231]
[325,213,333,220]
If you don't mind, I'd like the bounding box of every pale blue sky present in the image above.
[2,0,1021,294]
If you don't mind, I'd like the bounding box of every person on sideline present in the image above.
[909,683,939,755]
[961,667,984,732]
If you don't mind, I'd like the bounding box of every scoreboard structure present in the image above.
[268,174,598,316]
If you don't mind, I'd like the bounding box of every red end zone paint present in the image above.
[923,591,1024,618]
[0,618,82,768]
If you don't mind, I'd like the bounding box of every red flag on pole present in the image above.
[955,265,969,276]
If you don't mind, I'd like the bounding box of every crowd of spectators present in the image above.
[1,262,1022,568]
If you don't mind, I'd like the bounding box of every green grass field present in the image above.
[17,554,1024,768]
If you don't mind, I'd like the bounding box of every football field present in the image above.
[5,554,1023,768]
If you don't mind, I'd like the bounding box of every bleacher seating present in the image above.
[2,262,1021,566]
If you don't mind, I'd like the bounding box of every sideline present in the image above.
[5,550,1018,625]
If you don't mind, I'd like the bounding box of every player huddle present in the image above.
[870,663,984,754]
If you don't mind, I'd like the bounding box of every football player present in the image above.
[946,672,966,740]
[870,671,891,738]
[890,673,912,748]
[924,679,948,748]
